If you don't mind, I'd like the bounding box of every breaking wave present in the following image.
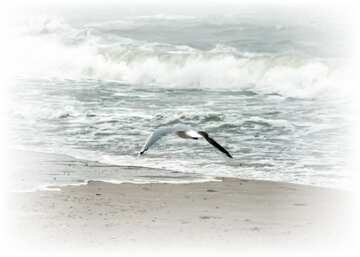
[14,16,351,98]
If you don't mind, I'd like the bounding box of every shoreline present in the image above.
[10,149,350,192]
[6,150,356,256]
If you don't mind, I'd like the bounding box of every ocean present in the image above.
[10,5,353,191]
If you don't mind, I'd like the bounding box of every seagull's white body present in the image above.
[139,124,232,158]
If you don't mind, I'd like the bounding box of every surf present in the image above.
[13,16,351,99]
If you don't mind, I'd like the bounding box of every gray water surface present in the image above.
[10,6,353,190]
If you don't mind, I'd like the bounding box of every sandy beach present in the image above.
[6,151,355,257]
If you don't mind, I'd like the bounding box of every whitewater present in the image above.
[9,7,354,191]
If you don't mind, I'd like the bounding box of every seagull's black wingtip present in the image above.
[225,152,233,158]
[198,131,233,159]
[139,148,148,156]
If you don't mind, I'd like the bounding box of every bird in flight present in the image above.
[139,124,232,158]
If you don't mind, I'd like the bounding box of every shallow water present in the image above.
[10,5,353,190]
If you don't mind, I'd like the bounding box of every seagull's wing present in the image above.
[198,131,233,158]
[139,127,173,155]
[176,130,201,139]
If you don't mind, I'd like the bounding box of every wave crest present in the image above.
[14,16,351,98]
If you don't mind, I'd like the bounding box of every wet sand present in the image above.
[6,151,355,257]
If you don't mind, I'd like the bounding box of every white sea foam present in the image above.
[9,10,353,192]
[13,16,352,98]
[245,116,295,131]
[131,14,196,20]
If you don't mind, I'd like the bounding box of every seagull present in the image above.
[139,124,232,158]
